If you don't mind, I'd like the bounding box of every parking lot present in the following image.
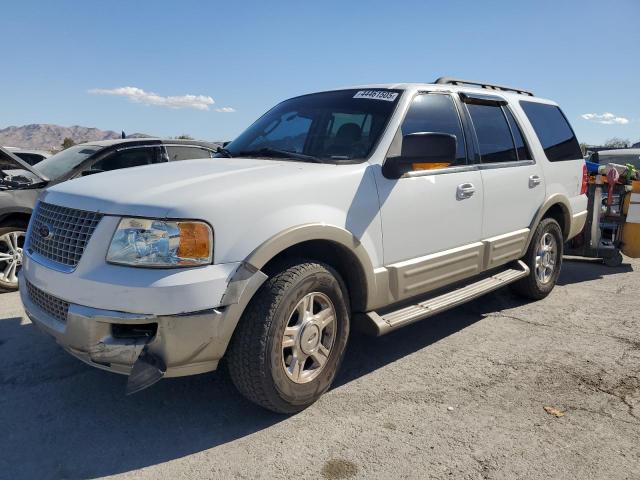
[0,257,638,480]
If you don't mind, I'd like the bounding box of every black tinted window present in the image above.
[466,103,517,163]
[166,146,213,161]
[504,108,531,161]
[401,94,466,165]
[15,153,46,165]
[520,101,582,161]
[94,147,157,172]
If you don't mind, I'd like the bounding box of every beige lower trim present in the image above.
[245,223,379,310]
[386,242,484,302]
[382,229,530,304]
[526,195,571,248]
[568,210,588,239]
[482,229,529,270]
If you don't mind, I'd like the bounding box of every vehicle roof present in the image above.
[596,148,640,156]
[345,82,558,105]
[78,138,221,149]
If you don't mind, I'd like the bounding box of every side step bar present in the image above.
[365,260,530,336]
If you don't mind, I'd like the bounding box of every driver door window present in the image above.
[399,93,467,167]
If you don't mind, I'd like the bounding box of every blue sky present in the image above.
[2,0,638,145]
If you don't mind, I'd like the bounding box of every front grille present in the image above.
[29,202,103,268]
[26,280,69,323]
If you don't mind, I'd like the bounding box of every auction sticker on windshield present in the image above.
[353,90,399,101]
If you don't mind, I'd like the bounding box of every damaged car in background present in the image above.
[0,139,219,291]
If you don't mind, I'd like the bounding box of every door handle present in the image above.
[456,183,476,200]
[529,175,542,188]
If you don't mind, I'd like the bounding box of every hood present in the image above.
[41,157,338,217]
[0,145,48,183]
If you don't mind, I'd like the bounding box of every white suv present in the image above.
[20,78,588,413]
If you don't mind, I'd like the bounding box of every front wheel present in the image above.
[511,218,563,300]
[0,227,26,291]
[227,260,350,414]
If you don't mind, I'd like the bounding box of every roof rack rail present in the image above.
[434,77,534,97]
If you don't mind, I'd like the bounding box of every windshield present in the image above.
[223,89,403,162]
[34,145,102,179]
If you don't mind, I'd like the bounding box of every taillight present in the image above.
[580,163,588,195]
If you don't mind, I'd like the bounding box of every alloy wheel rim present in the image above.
[535,232,557,284]
[281,292,337,384]
[0,231,25,286]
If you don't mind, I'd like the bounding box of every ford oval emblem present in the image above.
[38,224,52,239]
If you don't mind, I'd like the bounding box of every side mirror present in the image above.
[382,132,456,179]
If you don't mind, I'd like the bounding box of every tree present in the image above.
[174,134,194,140]
[61,137,76,150]
[579,142,589,156]
[603,137,630,149]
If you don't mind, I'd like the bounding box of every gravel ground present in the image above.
[0,258,638,480]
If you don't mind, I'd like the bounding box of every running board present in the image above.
[365,260,530,336]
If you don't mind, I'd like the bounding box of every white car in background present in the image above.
[20,78,588,413]
[592,148,640,169]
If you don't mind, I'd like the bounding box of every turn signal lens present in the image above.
[177,222,212,259]
[412,162,451,171]
[107,218,213,267]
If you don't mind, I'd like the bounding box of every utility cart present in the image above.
[565,177,627,267]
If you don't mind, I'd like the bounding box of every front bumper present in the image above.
[19,263,267,378]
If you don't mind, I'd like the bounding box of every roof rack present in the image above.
[434,77,534,96]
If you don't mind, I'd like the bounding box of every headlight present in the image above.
[106,217,213,267]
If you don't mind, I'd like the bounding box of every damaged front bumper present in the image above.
[19,263,267,381]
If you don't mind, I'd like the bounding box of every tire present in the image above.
[511,218,563,300]
[227,259,350,414]
[0,226,27,292]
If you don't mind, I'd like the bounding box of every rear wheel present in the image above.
[0,227,26,291]
[227,260,350,414]
[511,218,563,300]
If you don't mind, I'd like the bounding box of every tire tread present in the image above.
[227,259,340,413]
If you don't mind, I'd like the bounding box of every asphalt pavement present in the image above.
[0,258,638,479]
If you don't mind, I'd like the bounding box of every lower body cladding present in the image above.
[19,262,267,393]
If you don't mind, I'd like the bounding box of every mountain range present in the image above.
[0,124,150,151]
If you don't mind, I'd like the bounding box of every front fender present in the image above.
[245,223,379,310]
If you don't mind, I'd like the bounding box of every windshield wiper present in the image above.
[235,147,323,163]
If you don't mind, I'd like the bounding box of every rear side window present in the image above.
[401,94,467,165]
[520,101,582,161]
[466,103,517,163]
